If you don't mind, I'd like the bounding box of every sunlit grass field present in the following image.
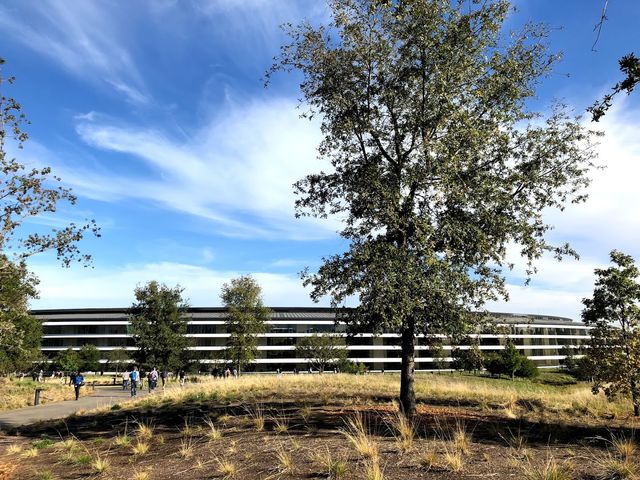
[107,372,633,424]
[0,377,79,411]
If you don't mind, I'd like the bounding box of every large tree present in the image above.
[53,348,80,373]
[582,250,640,416]
[295,333,347,372]
[129,281,191,371]
[270,0,597,418]
[220,275,270,375]
[0,255,40,374]
[78,344,101,373]
[106,348,130,373]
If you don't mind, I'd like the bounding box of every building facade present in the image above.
[35,307,589,371]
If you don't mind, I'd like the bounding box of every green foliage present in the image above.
[0,58,99,266]
[336,358,366,374]
[295,333,347,372]
[106,348,130,373]
[483,341,536,379]
[429,341,447,371]
[500,341,523,380]
[582,250,640,415]
[53,348,80,373]
[78,344,101,373]
[589,53,640,121]
[129,281,190,370]
[560,345,577,372]
[0,256,41,374]
[515,357,539,379]
[451,340,483,373]
[220,275,270,375]
[269,0,597,417]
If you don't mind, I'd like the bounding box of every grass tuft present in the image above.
[179,437,195,459]
[275,445,296,474]
[388,411,414,453]
[444,450,464,472]
[132,467,153,480]
[204,416,223,441]
[22,447,39,458]
[522,457,574,480]
[136,422,154,440]
[342,413,379,461]
[132,440,150,456]
[92,455,110,474]
[216,458,237,478]
[114,434,132,447]
[6,444,23,455]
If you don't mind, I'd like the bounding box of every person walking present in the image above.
[122,370,130,390]
[178,369,185,387]
[130,367,139,397]
[161,368,168,390]
[150,368,158,391]
[73,371,84,401]
[139,369,145,390]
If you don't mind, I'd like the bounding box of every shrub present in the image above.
[515,358,539,379]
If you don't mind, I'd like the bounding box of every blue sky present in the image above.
[1,0,639,319]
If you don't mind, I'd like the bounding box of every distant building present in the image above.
[35,307,589,371]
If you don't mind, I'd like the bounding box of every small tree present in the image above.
[129,281,191,370]
[0,256,40,374]
[106,348,130,373]
[220,275,270,375]
[466,341,484,374]
[78,344,101,373]
[582,250,640,416]
[54,348,80,373]
[499,341,523,380]
[296,333,347,373]
[560,345,577,372]
[429,341,447,372]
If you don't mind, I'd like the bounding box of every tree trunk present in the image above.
[399,320,416,419]
[631,378,640,417]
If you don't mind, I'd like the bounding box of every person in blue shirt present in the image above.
[130,366,139,397]
[73,372,84,401]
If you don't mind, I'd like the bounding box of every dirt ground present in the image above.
[0,401,635,479]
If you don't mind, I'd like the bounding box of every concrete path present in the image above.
[0,385,149,431]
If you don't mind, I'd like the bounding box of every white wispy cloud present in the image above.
[0,1,149,104]
[491,100,640,319]
[26,96,336,240]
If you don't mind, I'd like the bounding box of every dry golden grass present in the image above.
[102,373,631,423]
[419,450,438,471]
[92,455,110,475]
[387,410,414,453]
[132,441,150,456]
[135,422,154,441]
[522,457,574,480]
[204,417,223,441]
[6,444,23,455]
[365,458,385,480]
[178,437,195,459]
[452,422,471,454]
[0,377,79,411]
[132,467,153,480]
[342,413,379,461]
[444,450,464,472]
[216,458,237,478]
[275,445,295,474]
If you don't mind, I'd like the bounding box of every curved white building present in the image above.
[35,307,589,371]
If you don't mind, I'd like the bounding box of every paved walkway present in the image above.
[0,385,149,431]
